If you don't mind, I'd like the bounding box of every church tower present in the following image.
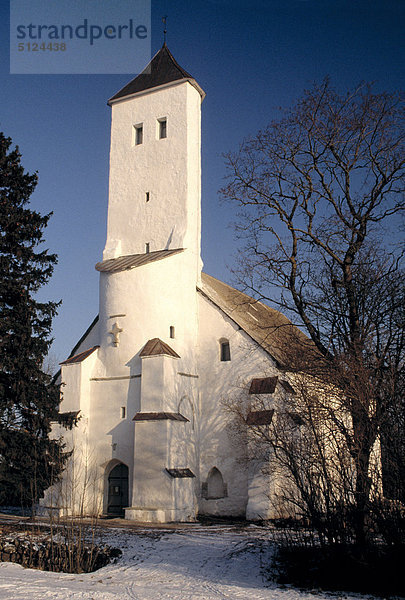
[92,45,205,521]
[103,43,204,269]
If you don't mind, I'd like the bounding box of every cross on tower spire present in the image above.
[162,15,167,44]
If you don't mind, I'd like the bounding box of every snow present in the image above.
[0,522,355,599]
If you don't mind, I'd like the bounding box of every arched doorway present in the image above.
[107,463,129,516]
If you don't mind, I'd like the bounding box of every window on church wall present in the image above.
[158,117,167,139]
[145,191,150,202]
[133,124,143,146]
[145,242,150,254]
[121,407,126,419]
[170,325,175,339]
[219,339,231,361]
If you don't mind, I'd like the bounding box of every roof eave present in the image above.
[107,77,205,106]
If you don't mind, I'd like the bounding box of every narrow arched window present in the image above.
[206,467,227,499]
[220,339,231,361]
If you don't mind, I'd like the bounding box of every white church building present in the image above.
[54,44,308,523]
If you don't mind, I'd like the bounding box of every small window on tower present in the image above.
[170,326,175,339]
[121,407,126,419]
[145,242,150,254]
[158,118,167,139]
[145,191,150,202]
[133,124,143,146]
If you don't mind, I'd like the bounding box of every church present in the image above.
[52,44,307,523]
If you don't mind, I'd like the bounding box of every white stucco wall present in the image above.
[96,247,200,393]
[104,80,202,273]
[196,291,278,518]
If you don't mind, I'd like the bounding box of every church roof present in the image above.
[140,338,180,358]
[60,346,99,365]
[199,273,313,368]
[95,248,184,274]
[108,43,205,105]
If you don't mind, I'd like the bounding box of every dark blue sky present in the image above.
[1,0,404,362]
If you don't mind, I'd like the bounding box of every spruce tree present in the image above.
[0,132,67,506]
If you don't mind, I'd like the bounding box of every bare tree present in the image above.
[221,80,405,545]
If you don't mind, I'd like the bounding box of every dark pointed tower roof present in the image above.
[108,43,205,105]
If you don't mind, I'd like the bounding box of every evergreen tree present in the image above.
[0,132,67,506]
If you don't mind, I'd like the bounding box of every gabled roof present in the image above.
[95,249,184,274]
[139,338,180,359]
[60,346,99,365]
[108,43,205,104]
[199,273,313,368]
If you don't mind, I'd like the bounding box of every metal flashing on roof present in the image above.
[165,468,195,478]
[133,412,189,422]
[246,409,275,426]
[249,376,278,395]
[140,338,180,359]
[60,346,99,365]
[95,248,184,274]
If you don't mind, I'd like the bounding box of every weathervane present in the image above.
[162,15,167,44]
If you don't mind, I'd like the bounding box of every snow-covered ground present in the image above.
[0,521,357,599]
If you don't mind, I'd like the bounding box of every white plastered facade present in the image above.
[49,50,296,523]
